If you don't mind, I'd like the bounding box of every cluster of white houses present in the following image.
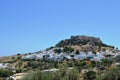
[22,48,120,61]
[0,63,8,69]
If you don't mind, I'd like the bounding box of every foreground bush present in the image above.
[96,68,120,80]
[22,69,80,80]
[83,71,96,80]
[0,69,13,77]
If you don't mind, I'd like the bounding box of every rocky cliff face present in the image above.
[71,35,103,46]
[56,35,113,51]
[56,35,106,47]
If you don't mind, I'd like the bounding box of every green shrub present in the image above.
[96,68,120,80]
[22,68,80,80]
[0,69,13,77]
[84,71,96,80]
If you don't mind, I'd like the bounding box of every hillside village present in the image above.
[22,35,120,61]
[0,35,120,80]
[22,47,120,61]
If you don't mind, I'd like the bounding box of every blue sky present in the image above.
[0,0,120,56]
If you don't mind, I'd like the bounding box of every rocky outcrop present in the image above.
[56,35,107,47]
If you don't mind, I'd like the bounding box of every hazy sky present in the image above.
[0,0,120,56]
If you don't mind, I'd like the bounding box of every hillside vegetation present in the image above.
[0,35,119,80]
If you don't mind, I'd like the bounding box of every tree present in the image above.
[17,54,21,56]
[84,71,96,80]
[54,49,62,53]
[75,61,87,68]
[113,55,120,62]
[116,47,118,50]
[92,51,97,54]
[63,47,74,53]
[75,50,80,55]
[0,69,13,77]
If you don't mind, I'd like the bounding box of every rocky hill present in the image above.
[56,35,114,51]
